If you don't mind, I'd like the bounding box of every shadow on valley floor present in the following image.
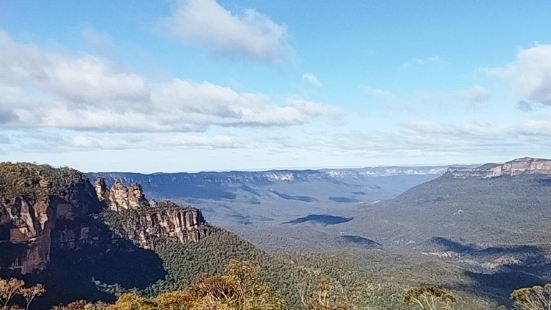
[283,214,353,225]
[269,190,317,202]
[341,235,382,249]
[19,218,167,309]
[432,237,551,306]
[328,196,361,203]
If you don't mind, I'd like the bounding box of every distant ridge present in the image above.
[446,157,551,179]
[88,166,448,181]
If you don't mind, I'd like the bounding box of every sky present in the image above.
[0,0,551,172]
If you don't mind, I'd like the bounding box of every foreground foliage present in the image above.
[7,267,551,309]
[510,284,551,310]
[299,277,367,310]
[49,260,284,310]
[0,278,45,310]
[403,286,456,310]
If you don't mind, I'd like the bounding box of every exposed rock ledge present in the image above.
[447,157,551,179]
[94,177,208,249]
[102,201,209,250]
[94,178,147,211]
[1,163,209,275]
[0,164,99,274]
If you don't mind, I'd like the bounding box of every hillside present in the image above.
[0,163,307,309]
[4,159,551,308]
[338,157,551,246]
[279,157,551,305]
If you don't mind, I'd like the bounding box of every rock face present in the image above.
[447,158,551,179]
[107,201,208,249]
[94,178,208,249]
[0,164,100,274]
[99,178,148,211]
[1,164,209,275]
[94,177,109,203]
[487,157,551,177]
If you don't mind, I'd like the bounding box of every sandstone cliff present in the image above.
[447,157,551,179]
[94,177,208,249]
[94,178,147,211]
[101,201,208,249]
[1,164,209,275]
[0,164,100,274]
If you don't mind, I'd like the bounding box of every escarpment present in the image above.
[0,163,209,275]
[447,157,551,179]
[0,163,100,274]
[95,177,208,249]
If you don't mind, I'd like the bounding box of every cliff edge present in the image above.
[446,157,551,179]
[0,163,209,275]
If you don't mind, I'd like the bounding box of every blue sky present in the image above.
[0,0,550,172]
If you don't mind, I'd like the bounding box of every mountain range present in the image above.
[2,158,551,308]
[88,157,551,306]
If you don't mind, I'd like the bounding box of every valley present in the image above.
[86,167,445,250]
[89,158,551,307]
[2,158,551,309]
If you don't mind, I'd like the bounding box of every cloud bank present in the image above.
[0,30,336,132]
[162,0,288,62]
[486,44,551,105]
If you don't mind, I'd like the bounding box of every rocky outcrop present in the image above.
[1,164,209,275]
[94,177,109,203]
[447,158,551,179]
[95,178,148,211]
[0,165,100,274]
[486,157,551,177]
[94,178,208,249]
[105,201,208,249]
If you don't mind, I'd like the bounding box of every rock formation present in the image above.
[106,201,208,249]
[0,164,100,274]
[94,178,208,249]
[487,157,551,177]
[1,164,209,275]
[100,178,148,211]
[93,177,109,203]
[447,157,551,179]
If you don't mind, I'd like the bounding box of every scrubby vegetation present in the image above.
[5,264,551,309]
[7,260,285,310]
[403,286,456,310]
[510,284,551,310]
[0,163,85,201]
[0,278,45,310]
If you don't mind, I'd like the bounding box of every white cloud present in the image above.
[148,79,339,129]
[302,73,322,87]
[365,86,397,101]
[323,120,544,159]
[162,0,288,62]
[485,44,551,105]
[458,85,491,104]
[518,120,551,136]
[68,133,242,150]
[158,134,243,149]
[0,30,336,132]
[0,30,149,104]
